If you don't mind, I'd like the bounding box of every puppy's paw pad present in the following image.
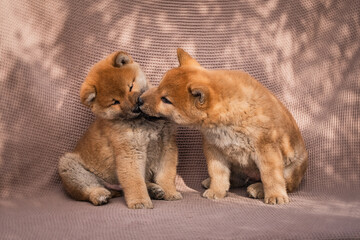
[128,200,154,209]
[264,194,290,205]
[247,183,264,199]
[202,189,226,200]
[149,186,165,200]
[164,191,183,201]
[201,178,211,189]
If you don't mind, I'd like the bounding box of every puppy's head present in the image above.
[80,51,148,120]
[140,49,216,126]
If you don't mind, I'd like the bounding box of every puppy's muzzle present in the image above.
[137,97,144,107]
[132,96,143,113]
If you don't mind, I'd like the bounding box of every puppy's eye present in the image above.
[112,99,120,105]
[161,97,172,104]
[129,83,134,92]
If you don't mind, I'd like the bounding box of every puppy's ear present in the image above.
[80,81,96,107]
[177,48,200,67]
[114,51,133,67]
[187,84,209,109]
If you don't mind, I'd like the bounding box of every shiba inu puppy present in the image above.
[58,51,182,209]
[139,48,308,204]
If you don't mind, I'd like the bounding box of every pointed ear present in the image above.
[80,81,96,107]
[187,84,209,109]
[177,48,200,67]
[114,51,133,67]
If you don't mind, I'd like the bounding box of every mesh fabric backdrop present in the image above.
[0,0,359,239]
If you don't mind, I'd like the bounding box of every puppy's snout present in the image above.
[137,97,144,107]
[132,106,141,113]
[132,96,143,113]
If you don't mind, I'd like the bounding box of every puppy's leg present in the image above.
[115,147,153,209]
[154,127,182,201]
[256,145,289,204]
[202,140,230,199]
[284,153,308,192]
[58,153,111,206]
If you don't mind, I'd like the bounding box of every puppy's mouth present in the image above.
[134,108,166,121]
[133,103,166,121]
[139,112,166,121]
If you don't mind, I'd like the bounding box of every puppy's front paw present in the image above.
[89,188,111,206]
[127,199,154,209]
[202,189,226,200]
[264,193,290,205]
[247,182,264,199]
[164,191,183,201]
[148,185,165,200]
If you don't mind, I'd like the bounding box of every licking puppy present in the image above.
[58,51,182,208]
[139,48,308,204]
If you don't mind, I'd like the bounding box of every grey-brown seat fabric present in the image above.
[0,0,359,239]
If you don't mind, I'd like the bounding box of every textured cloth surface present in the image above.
[0,0,359,239]
[1,190,360,239]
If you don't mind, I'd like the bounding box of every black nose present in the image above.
[137,97,144,106]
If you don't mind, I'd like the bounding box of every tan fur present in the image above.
[58,51,182,208]
[140,48,308,205]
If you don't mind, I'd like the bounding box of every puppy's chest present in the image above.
[203,127,255,164]
[124,122,163,144]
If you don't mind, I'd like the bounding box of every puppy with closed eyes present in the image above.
[139,48,308,205]
[58,51,182,209]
